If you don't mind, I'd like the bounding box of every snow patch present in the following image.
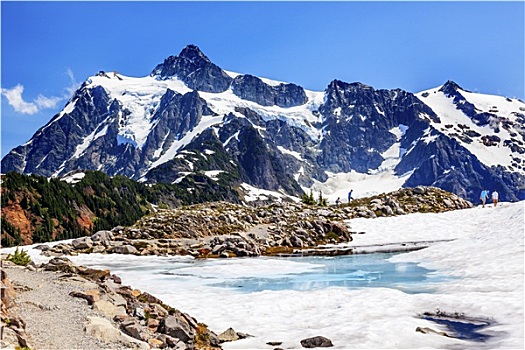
[72,125,109,159]
[277,146,304,161]
[204,170,224,181]
[240,183,299,203]
[7,202,521,350]
[61,172,86,184]
[416,85,525,173]
[149,114,223,170]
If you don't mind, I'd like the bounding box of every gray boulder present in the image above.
[300,335,333,348]
[113,245,139,255]
[72,237,93,250]
[91,230,114,243]
[84,316,149,350]
[158,315,193,342]
[218,327,239,342]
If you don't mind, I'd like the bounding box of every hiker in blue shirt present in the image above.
[480,189,489,208]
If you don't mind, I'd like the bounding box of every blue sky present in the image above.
[1,1,524,158]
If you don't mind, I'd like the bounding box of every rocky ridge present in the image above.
[40,187,472,259]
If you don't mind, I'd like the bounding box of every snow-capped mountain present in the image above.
[2,45,524,203]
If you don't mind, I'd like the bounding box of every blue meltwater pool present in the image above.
[154,252,446,294]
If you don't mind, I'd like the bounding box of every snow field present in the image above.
[2,201,522,349]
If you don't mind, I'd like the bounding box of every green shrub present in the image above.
[317,191,327,207]
[301,190,316,205]
[7,247,32,266]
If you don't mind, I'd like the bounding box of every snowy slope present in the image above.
[83,70,324,174]
[84,72,191,149]
[416,84,525,175]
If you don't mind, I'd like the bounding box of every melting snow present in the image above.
[240,183,299,203]
[60,172,86,184]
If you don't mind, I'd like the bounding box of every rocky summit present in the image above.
[2,45,524,204]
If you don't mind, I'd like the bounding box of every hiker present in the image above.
[348,190,353,202]
[492,190,499,207]
[480,188,489,208]
[335,197,341,207]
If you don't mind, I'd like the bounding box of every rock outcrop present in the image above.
[39,187,471,259]
[1,258,222,350]
[151,45,233,93]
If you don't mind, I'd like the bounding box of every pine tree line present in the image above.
[1,170,241,247]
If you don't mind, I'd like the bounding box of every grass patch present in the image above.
[7,247,32,266]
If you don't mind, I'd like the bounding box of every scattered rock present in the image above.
[416,326,451,337]
[93,299,127,318]
[32,187,472,261]
[3,257,222,350]
[72,237,93,250]
[267,341,283,346]
[69,291,98,305]
[84,316,149,350]
[113,245,139,255]
[300,335,334,348]
[218,327,240,342]
[91,230,114,243]
[1,269,17,309]
[158,314,193,342]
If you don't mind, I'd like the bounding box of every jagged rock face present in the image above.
[2,86,117,177]
[224,122,303,195]
[155,89,213,137]
[140,89,215,166]
[399,133,522,202]
[151,45,232,93]
[231,74,308,107]
[316,80,437,173]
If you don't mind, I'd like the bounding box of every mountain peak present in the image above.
[150,45,232,93]
[151,45,211,77]
[439,80,465,96]
[178,45,209,63]
[327,80,373,91]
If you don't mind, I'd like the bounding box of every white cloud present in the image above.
[35,94,62,109]
[1,84,40,114]
[1,84,63,114]
[0,67,80,115]
[65,68,80,97]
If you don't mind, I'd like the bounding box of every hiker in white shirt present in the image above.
[492,190,499,207]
